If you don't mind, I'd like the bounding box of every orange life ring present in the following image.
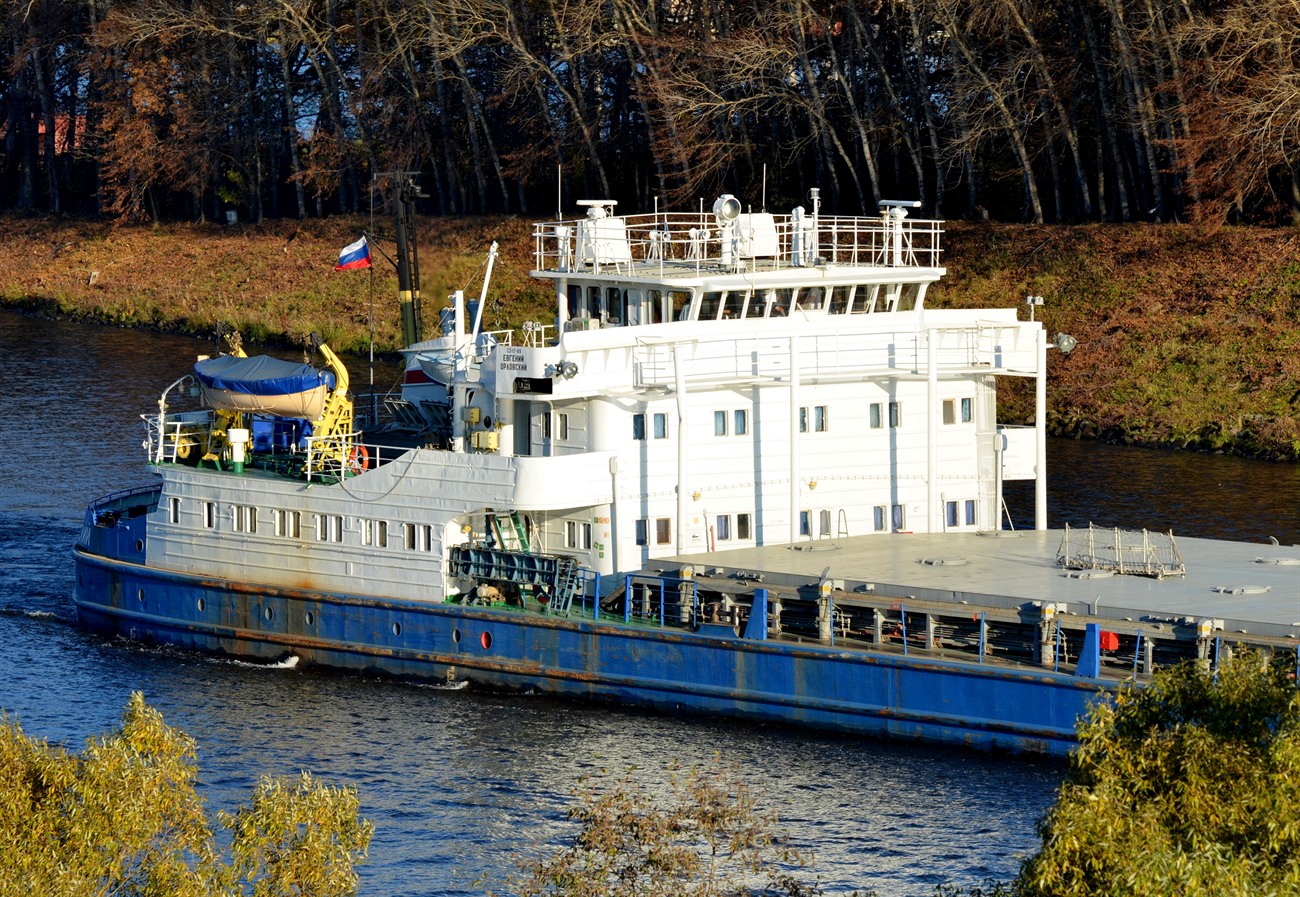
[348,445,370,473]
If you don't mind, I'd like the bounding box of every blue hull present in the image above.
[73,548,1101,756]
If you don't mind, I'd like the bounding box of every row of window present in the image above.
[179,498,437,552]
[634,513,755,546]
[567,283,925,326]
[631,398,971,442]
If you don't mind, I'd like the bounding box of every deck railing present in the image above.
[533,210,943,277]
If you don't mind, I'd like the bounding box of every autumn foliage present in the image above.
[0,692,372,896]
[3,0,1300,224]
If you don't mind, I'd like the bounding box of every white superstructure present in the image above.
[140,193,1057,608]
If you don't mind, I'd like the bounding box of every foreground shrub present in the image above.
[0,692,372,896]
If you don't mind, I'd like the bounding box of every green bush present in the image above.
[0,692,372,896]
[1018,651,1300,897]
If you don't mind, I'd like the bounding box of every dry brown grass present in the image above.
[2,214,1297,459]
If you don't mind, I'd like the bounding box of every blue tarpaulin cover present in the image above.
[194,355,336,419]
[194,355,335,394]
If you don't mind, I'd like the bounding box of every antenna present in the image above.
[556,164,562,220]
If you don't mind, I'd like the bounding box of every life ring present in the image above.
[348,445,370,473]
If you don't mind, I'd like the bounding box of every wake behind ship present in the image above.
[74,185,1300,755]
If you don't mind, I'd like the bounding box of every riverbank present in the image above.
[2,213,1296,460]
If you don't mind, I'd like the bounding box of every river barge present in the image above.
[74,186,1300,755]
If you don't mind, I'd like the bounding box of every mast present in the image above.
[393,173,425,345]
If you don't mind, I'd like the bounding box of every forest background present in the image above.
[1,0,1298,458]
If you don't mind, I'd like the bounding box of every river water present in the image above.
[1,310,1296,895]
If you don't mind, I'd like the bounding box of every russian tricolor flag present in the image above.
[334,236,372,270]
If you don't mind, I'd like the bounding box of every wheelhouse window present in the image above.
[829,285,852,314]
[669,290,692,321]
[852,285,879,314]
[745,290,770,319]
[770,288,794,317]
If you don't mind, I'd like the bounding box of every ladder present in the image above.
[550,558,583,616]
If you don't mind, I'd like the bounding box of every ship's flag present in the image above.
[334,236,372,271]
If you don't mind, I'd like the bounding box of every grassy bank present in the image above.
[2,214,1296,460]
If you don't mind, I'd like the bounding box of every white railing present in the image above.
[534,211,943,276]
[632,327,1014,390]
[143,410,214,463]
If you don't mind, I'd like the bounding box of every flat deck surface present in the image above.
[667,530,1300,639]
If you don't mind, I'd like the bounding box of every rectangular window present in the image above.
[814,405,829,432]
[233,506,245,533]
[734,409,748,436]
[557,412,570,440]
[873,505,887,532]
[653,412,668,439]
[869,403,883,429]
[416,524,432,551]
[405,522,417,551]
[316,514,342,543]
[961,397,973,423]
[204,502,216,529]
[965,500,977,526]
[275,509,300,539]
[799,407,809,433]
[889,402,902,428]
[169,497,181,524]
[799,510,811,536]
[819,509,832,536]
[633,413,646,440]
[361,518,386,547]
[714,410,728,436]
[655,517,672,545]
[565,520,592,550]
[635,518,649,546]
[943,399,956,425]
[946,500,959,527]
[737,513,752,540]
[892,504,905,531]
[716,515,731,541]
[246,507,258,534]
[542,413,551,439]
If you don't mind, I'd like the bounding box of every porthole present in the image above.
[197,598,206,612]
[305,610,315,626]
[392,622,402,637]
[135,539,144,552]
[452,628,461,644]
[480,631,493,651]
[263,606,274,622]
[137,588,145,603]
